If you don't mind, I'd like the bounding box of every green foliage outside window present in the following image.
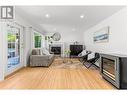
[34,32,42,48]
[8,33,16,42]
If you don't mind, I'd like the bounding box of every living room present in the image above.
[1,5,127,91]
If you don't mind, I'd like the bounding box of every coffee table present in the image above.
[63,57,73,63]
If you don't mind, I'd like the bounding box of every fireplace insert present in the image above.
[51,47,61,55]
[100,53,127,89]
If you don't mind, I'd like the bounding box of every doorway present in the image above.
[6,23,24,75]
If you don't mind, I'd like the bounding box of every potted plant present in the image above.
[64,50,71,58]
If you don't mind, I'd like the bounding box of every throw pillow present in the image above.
[78,50,87,57]
[87,52,95,60]
[32,49,41,55]
[81,50,87,56]
[42,48,50,55]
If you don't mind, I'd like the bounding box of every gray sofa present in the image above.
[30,49,55,67]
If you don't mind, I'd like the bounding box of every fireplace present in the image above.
[100,53,127,89]
[49,43,64,57]
[51,47,61,55]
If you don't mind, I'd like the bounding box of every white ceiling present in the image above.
[15,6,124,33]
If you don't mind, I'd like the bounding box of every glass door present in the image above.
[7,26,20,69]
[6,24,23,75]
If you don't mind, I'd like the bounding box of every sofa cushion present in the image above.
[32,49,41,55]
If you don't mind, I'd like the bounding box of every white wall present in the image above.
[45,25,84,49]
[45,25,84,43]
[15,13,32,67]
[0,22,6,80]
[83,7,127,55]
[59,27,83,43]
[44,25,84,54]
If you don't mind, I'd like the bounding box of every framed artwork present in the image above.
[93,26,109,43]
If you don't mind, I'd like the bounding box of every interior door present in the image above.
[6,23,24,75]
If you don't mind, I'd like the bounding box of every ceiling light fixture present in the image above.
[45,14,50,18]
[80,15,84,19]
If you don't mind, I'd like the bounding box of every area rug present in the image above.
[50,58,86,69]
[50,58,98,70]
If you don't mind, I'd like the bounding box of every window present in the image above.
[34,32,42,48]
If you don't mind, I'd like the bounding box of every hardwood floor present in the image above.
[0,58,115,89]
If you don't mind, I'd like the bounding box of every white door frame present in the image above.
[5,21,24,76]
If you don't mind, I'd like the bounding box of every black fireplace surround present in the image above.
[51,47,61,55]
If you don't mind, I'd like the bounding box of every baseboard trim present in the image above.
[5,67,25,79]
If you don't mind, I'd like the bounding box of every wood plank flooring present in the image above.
[0,58,115,89]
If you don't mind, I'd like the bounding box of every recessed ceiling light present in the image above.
[45,14,50,18]
[80,15,84,19]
